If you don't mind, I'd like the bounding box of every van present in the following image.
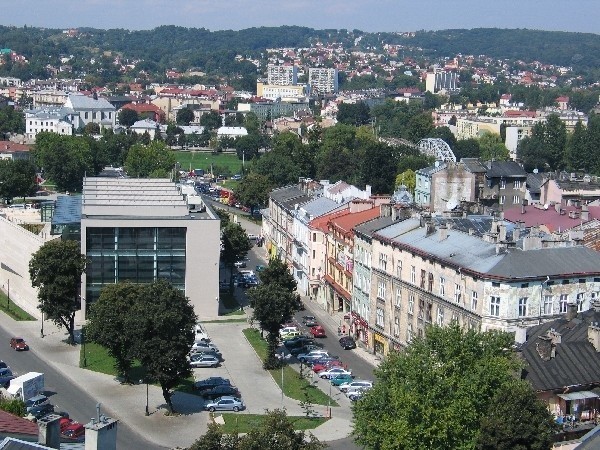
[9,204,26,210]
[279,326,298,336]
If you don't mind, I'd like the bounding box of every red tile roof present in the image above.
[329,207,380,236]
[0,141,30,153]
[0,410,38,437]
[309,209,349,233]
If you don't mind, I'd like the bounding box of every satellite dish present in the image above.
[533,168,539,174]
[446,200,458,210]
[544,203,549,210]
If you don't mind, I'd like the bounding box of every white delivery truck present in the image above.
[6,372,44,401]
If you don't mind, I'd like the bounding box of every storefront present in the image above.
[372,331,388,356]
[556,391,599,421]
[351,311,369,344]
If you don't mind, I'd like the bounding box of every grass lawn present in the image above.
[173,151,243,175]
[0,292,36,321]
[218,413,328,434]
[243,328,337,407]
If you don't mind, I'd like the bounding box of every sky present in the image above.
[0,0,598,34]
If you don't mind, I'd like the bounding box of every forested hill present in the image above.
[375,28,600,69]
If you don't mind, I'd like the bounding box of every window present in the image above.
[454,284,461,303]
[376,307,384,327]
[393,317,400,337]
[500,179,506,189]
[426,303,433,322]
[492,282,500,287]
[396,261,402,278]
[439,277,445,297]
[513,195,520,204]
[408,294,414,314]
[378,253,387,271]
[312,250,315,259]
[471,291,478,311]
[559,294,568,313]
[410,266,416,284]
[395,288,402,308]
[577,292,585,312]
[490,296,501,317]
[499,195,506,205]
[312,233,316,242]
[377,280,386,299]
[542,295,553,315]
[418,298,424,319]
[428,273,434,292]
[420,269,426,289]
[84,112,89,119]
[437,307,444,326]
[406,323,413,343]
[514,180,522,189]
[518,297,528,317]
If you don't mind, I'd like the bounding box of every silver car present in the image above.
[339,380,373,393]
[190,355,220,368]
[205,396,245,412]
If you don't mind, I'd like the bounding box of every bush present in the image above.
[0,396,26,417]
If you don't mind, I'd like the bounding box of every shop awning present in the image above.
[557,391,599,401]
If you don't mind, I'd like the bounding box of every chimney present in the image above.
[85,404,118,450]
[498,223,507,242]
[38,414,61,449]
[425,221,436,237]
[514,326,527,344]
[582,205,589,221]
[513,227,520,242]
[438,225,448,241]
[380,203,392,218]
[535,335,556,361]
[391,205,398,221]
[547,329,562,345]
[566,302,578,321]
[588,325,600,352]
[521,200,526,214]
[555,203,561,213]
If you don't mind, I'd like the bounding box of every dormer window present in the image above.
[500,179,506,189]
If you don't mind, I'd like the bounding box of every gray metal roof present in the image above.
[485,160,527,178]
[269,185,312,211]
[52,194,81,225]
[526,172,544,194]
[416,162,447,176]
[461,158,488,173]
[486,246,600,279]
[354,216,398,240]
[67,94,115,111]
[296,197,341,223]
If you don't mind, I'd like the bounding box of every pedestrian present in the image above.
[342,324,346,335]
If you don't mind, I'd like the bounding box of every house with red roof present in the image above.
[0,141,31,161]
[120,102,165,123]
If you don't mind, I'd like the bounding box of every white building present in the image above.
[267,64,298,86]
[216,126,248,139]
[308,68,339,94]
[425,71,459,94]
[24,107,74,140]
[130,118,159,138]
[257,82,306,101]
[64,93,116,129]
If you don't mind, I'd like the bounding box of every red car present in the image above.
[61,423,85,440]
[312,360,345,373]
[10,337,29,351]
[310,326,326,338]
[59,418,74,432]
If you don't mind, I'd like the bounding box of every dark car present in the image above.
[194,377,231,391]
[283,336,315,349]
[0,360,7,369]
[290,343,323,356]
[339,336,357,350]
[10,337,29,351]
[26,403,54,422]
[309,356,340,367]
[201,384,240,400]
[302,316,318,327]
[0,367,14,388]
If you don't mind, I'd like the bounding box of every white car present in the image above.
[297,350,329,362]
[192,341,220,354]
[339,380,373,393]
[190,355,220,368]
[194,323,210,342]
[319,367,352,379]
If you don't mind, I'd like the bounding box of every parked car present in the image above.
[26,403,54,422]
[309,356,340,367]
[193,377,231,391]
[191,341,220,353]
[330,374,355,386]
[310,326,326,338]
[339,336,357,350]
[280,331,302,341]
[242,275,259,288]
[10,337,29,351]
[311,360,345,373]
[59,417,74,432]
[301,316,318,327]
[25,394,49,412]
[201,384,240,400]
[348,389,367,402]
[204,396,245,412]
[193,323,211,342]
[190,351,222,362]
[61,423,85,439]
[297,350,329,363]
[247,233,258,240]
[279,326,298,336]
[0,367,14,388]
[319,367,352,379]
[234,260,246,268]
[284,336,315,349]
[290,344,323,356]
[0,360,7,369]
[190,355,220,368]
[339,380,373,393]
[255,264,267,272]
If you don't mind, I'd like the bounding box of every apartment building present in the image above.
[256,82,306,101]
[308,68,339,94]
[25,108,74,140]
[362,217,600,356]
[267,64,298,86]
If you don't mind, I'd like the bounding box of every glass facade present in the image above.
[86,227,186,305]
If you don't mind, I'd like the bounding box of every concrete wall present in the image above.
[431,164,475,212]
[0,215,50,318]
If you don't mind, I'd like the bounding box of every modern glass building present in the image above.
[80,177,220,319]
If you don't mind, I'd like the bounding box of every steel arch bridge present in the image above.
[418,138,456,162]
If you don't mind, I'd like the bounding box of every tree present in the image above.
[476,380,557,450]
[395,169,416,193]
[118,108,139,127]
[83,122,101,135]
[337,102,371,126]
[353,325,520,450]
[200,111,222,130]
[86,283,138,381]
[479,132,510,161]
[33,132,93,192]
[176,107,194,126]
[249,283,301,369]
[29,240,87,344]
[124,141,176,178]
[258,257,297,293]
[221,222,252,285]
[0,159,37,202]
[130,279,197,413]
[234,172,272,213]
[564,120,587,171]
[189,409,324,450]
[454,138,481,160]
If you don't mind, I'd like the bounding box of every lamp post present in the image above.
[7,279,9,310]
[276,351,291,409]
[81,325,87,367]
[328,379,332,418]
[40,311,44,338]
[145,379,149,416]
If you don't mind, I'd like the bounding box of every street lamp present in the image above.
[276,351,291,409]
[81,325,87,367]
[145,379,149,416]
[40,311,44,338]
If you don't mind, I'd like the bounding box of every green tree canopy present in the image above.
[124,141,176,178]
[118,108,139,127]
[233,172,272,213]
[353,324,521,450]
[200,111,222,130]
[337,101,371,126]
[0,159,37,202]
[176,107,195,125]
[478,132,510,161]
[29,240,87,344]
[395,169,416,192]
